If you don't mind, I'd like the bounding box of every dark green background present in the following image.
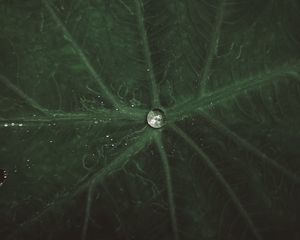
[0,0,300,239]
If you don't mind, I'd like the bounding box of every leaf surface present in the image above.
[1,0,300,240]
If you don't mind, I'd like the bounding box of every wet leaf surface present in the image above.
[1,1,300,240]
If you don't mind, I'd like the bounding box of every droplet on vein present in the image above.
[147,109,166,129]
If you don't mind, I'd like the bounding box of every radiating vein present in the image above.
[5,130,152,240]
[134,0,160,107]
[154,132,179,240]
[170,124,263,240]
[201,112,300,184]
[0,110,145,128]
[199,0,226,95]
[42,0,121,109]
[81,179,95,240]
[0,74,48,114]
[169,63,300,121]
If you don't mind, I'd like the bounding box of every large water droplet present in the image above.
[147,109,166,129]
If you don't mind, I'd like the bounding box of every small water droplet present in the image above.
[4,123,8,127]
[147,109,166,129]
[11,123,15,126]
[146,68,150,72]
[25,159,31,169]
[82,154,98,170]
[0,169,7,186]
[106,135,110,138]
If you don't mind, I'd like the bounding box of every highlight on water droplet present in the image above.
[147,109,166,129]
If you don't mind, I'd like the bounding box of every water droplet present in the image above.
[26,159,31,169]
[4,123,8,127]
[147,109,166,129]
[0,169,7,186]
[82,153,98,170]
[11,123,15,126]
[106,135,110,138]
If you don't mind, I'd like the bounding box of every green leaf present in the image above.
[1,0,300,240]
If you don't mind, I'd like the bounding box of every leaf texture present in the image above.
[0,0,300,240]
